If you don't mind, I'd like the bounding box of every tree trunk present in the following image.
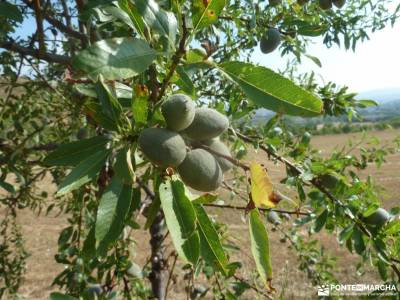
[149,211,168,299]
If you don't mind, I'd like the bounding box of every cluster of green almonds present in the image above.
[260,0,346,54]
[138,94,233,192]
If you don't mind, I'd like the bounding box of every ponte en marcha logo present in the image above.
[317,283,398,296]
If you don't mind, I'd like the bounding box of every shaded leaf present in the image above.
[73,37,156,80]
[219,61,323,117]
[96,177,133,255]
[136,0,177,47]
[195,205,229,275]
[118,0,147,38]
[44,136,109,167]
[0,2,23,23]
[57,150,110,195]
[175,66,196,96]
[50,293,78,300]
[95,76,123,125]
[114,147,135,184]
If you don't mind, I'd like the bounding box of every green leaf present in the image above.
[175,66,195,96]
[219,61,323,117]
[192,0,226,32]
[384,220,400,235]
[75,82,132,99]
[96,177,133,255]
[101,5,135,30]
[95,76,123,125]
[114,147,135,184]
[314,209,328,232]
[73,37,157,80]
[50,292,78,300]
[338,225,354,243]
[192,194,218,205]
[249,209,272,285]
[82,226,96,260]
[118,0,147,38]
[0,2,23,23]
[144,194,161,229]
[56,150,110,195]
[159,178,199,264]
[84,101,118,131]
[194,205,229,275]
[0,180,15,194]
[136,0,177,47]
[305,54,322,68]
[132,91,148,125]
[352,227,366,255]
[44,136,110,167]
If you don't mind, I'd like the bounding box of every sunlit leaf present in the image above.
[73,37,157,80]
[159,178,199,264]
[250,163,277,208]
[219,61,323,117]
[192,0,226,32]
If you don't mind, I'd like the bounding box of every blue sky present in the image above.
[12,8,400,94]
[251,21,400,93]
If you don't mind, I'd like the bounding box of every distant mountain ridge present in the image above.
[253,87,400,125]
[357,87,400,103]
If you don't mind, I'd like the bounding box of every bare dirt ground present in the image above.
[2,129,399,299]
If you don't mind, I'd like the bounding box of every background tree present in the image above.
[1,0,400,299]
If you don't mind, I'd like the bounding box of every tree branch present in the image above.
[0,40,71,65]
[233,128,400,281]
[156,16,189,102]
[21,0,88,44]
[203,203,310,216]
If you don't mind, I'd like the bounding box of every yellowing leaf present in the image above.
[250,163,279,208]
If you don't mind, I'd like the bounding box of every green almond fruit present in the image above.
[260,28,281,54]
[161,94,196,131]
[178,149,223,192]
[202,138,233,172]
[183,108,229,141]
[138,128,186,167]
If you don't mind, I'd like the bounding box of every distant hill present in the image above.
[357,87,400,103]
[252,87,400,126]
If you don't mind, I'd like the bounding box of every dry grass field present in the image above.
[3,129,399,299]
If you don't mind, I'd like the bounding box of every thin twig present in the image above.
[156,16,189,103]
[165,252,178,299]
[203,203,310,216]
[233,275,274,300]
[197,144,250,170]
[233,128,400,281]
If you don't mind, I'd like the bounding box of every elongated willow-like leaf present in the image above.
[96,177,133,255]
[219,61,323,117]
[249,209,273,286]
[56,149,110,195]
[136,0,177,47]
[44,136,109,167]
[194,204,230,275]
[159,178,199,264]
